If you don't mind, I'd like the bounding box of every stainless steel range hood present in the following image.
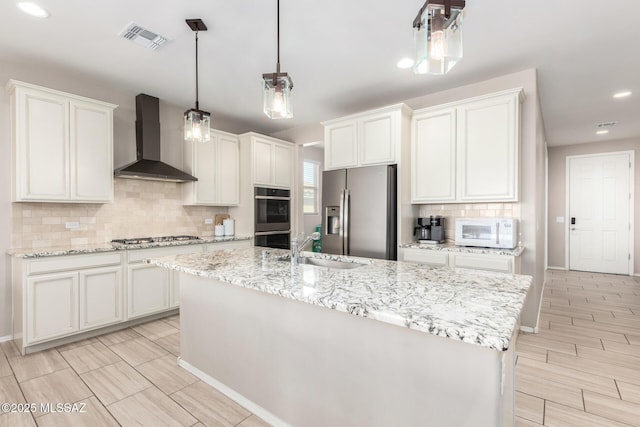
[114,94,197,183]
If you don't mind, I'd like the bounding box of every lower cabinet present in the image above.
[127,264,170,319]
[399,247,520,274]
[27,271,79,344]
[79,266,124,330]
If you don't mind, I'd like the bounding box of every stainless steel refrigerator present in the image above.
[322,164,397,260]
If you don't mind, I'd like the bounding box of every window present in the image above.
[303,160,320,214]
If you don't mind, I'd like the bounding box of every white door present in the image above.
[324,122,357,169]
[273,143,292,188]
[127,264,170,319]
[568,152,632,274]
[79,266,123,330]
[252,138,274,185]
[27,272,79,343]
[359,111,395,166]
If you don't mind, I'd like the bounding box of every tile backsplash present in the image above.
[12,179,230,250]
[417,202,520,243]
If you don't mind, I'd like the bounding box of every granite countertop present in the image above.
[147,247,532,351]
[9,235,252,258]
[400,242,525,257]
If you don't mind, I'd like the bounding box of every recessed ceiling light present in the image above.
[17,2,49,18]
[596,130,609,135]
[613,91,632,99]
[397,58,415,69]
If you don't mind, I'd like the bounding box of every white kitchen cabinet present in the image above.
[323,104,410,170]
[399,248,448,266]
[411,108,457,202]
[7,80,116,203]
[127,264,170,319]
[244,133,294,189]
[27,271,79,344]
[411,88,523,204]
[183,129,240,206]
[449,252,519,274]
[79,266,123,329]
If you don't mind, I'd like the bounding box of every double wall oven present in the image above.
[254,187,290,250]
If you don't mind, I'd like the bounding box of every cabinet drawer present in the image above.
[204,240,251,252]
[451,253,513,273]
[127,244,204,263]
[400,248,448,266]
[27,252,122,275]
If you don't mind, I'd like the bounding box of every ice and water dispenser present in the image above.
[325,206,340,235]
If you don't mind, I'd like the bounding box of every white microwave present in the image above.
[455,218,518,249]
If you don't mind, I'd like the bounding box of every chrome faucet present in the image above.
[291,232,320,265]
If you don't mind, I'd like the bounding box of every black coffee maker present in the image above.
[414,216,445,244]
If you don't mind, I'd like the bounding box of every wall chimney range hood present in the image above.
[114,94,197,183]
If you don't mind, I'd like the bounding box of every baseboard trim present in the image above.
[519,325,538,334]
[178,357,291,427]
[546,266,567,271]
[0,335,13,343]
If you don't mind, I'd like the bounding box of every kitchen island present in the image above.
[148,247,532,427]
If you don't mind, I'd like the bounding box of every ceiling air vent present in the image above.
[119,22,168,50]
[596,121,617,128]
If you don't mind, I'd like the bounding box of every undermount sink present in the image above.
[278,256,366,270]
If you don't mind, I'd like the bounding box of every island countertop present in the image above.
[147,247,532,351]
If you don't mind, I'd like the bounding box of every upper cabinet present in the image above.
[183,129,240,206]
[323,104,411,170]
[7,80,117,203]
[243,133,293,189]
[411,88,524,204]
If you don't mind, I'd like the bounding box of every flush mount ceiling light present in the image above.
[596,130,609,135]
[397,58,415,69]
[412,0,465,75]
[262,0,293,119]
[613,91,632,98]
[17,2,49,18]
[184,19,211,143]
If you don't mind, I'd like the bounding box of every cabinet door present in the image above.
[27,272,78,344]
[400,248,448,266]
[450,253,513,273]
[70,100,113,202]
[411,108,457,203]
[218,135,240,204]
[170,271,180,308]
[457,94,519,201]
[324,122,357,169]
[127,264,170,319]
[359,112,395,166]
[253,138,274,186]
[79,266,123,330]
[16,89,70,201]
[273,143,292,188]
[195,133,219,204]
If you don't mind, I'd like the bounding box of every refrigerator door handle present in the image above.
[339,189,345,254]
[344,189,350,255]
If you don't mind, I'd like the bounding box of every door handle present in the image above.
[570,217,576,225]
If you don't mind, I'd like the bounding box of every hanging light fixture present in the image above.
[262,0,293,119]
[184,18,211,142]
[413,0,465,75]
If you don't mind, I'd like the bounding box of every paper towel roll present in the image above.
[215,224,225,236]
[223,219,235,236]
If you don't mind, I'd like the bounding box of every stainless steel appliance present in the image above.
[455,218,518,249]
[254,187,290,249]
[414,216,445,244]
[322,165,397,260]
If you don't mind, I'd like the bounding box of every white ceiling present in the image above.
[1,0,639,146]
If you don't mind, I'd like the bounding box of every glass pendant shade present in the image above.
[262,73,293,119]
[184,109,211,143]
[413,2,463,75]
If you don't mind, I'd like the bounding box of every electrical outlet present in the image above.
[204,218,213,225]
[65,221,80,229]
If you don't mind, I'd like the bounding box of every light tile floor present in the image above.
[0,315,270,427]
[516,269,640,427]
[1,269,639,426]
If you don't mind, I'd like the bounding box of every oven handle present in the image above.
[254,230,291,236]
[254,196,291,201]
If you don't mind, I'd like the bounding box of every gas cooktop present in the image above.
[111,235,201,245]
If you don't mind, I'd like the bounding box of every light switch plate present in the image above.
[556,217,565,223]
[204,218,213,225]
[65,221,80,229]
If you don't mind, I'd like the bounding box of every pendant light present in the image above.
[184,18,211,142]
[412,0,465,75]
[262,0,293,119]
